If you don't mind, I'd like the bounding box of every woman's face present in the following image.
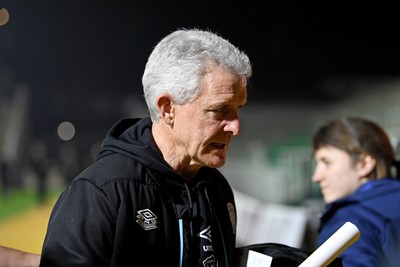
[312,146,366,203]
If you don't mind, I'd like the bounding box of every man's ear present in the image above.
[157,94,174,125]
[356,153,376,178]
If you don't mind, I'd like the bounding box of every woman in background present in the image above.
[311,116,400,267]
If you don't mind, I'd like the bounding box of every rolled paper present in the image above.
[298,221,360,267]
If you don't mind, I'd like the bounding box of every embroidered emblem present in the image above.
[202,254,218,267]
[198,225,212,242]
[227,202,236,234]
[136,208,158,231]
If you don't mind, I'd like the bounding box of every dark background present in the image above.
[1,0,400,155]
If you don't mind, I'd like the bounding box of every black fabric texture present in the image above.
[234,243,343,267]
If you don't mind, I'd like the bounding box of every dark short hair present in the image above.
[312,117,396,179]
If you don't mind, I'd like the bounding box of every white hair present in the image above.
[142,28,252,122]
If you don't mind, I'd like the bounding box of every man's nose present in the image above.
[225,111,240,136]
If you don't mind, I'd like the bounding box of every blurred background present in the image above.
[1,0,400,254]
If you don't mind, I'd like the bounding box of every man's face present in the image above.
[172,65,247,169]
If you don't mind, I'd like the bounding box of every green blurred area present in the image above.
[0,189,60,222]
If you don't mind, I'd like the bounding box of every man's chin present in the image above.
[205,156,226,168]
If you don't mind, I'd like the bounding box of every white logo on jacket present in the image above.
[202,254,217,267]
[136,208,158,230]
[198,225,212,242]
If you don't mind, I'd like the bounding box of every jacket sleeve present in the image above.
[40,179,117,267]
[318,207,381,267]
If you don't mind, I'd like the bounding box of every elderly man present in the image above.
[40,28,252,267]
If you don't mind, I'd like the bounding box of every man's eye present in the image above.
[207,107,225,114]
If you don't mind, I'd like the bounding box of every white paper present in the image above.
[298,221,360,267]
[246,250,273,267]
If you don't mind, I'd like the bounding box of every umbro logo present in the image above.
[136,208,158,231]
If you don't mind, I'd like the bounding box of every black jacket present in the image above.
[40,118,237,267]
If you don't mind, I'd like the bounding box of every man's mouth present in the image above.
[211,142,227,149]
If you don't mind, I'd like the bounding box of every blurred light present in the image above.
[0,8,10,26]
[57,121,76,141]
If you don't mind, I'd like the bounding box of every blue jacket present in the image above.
[317,178,400,267]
